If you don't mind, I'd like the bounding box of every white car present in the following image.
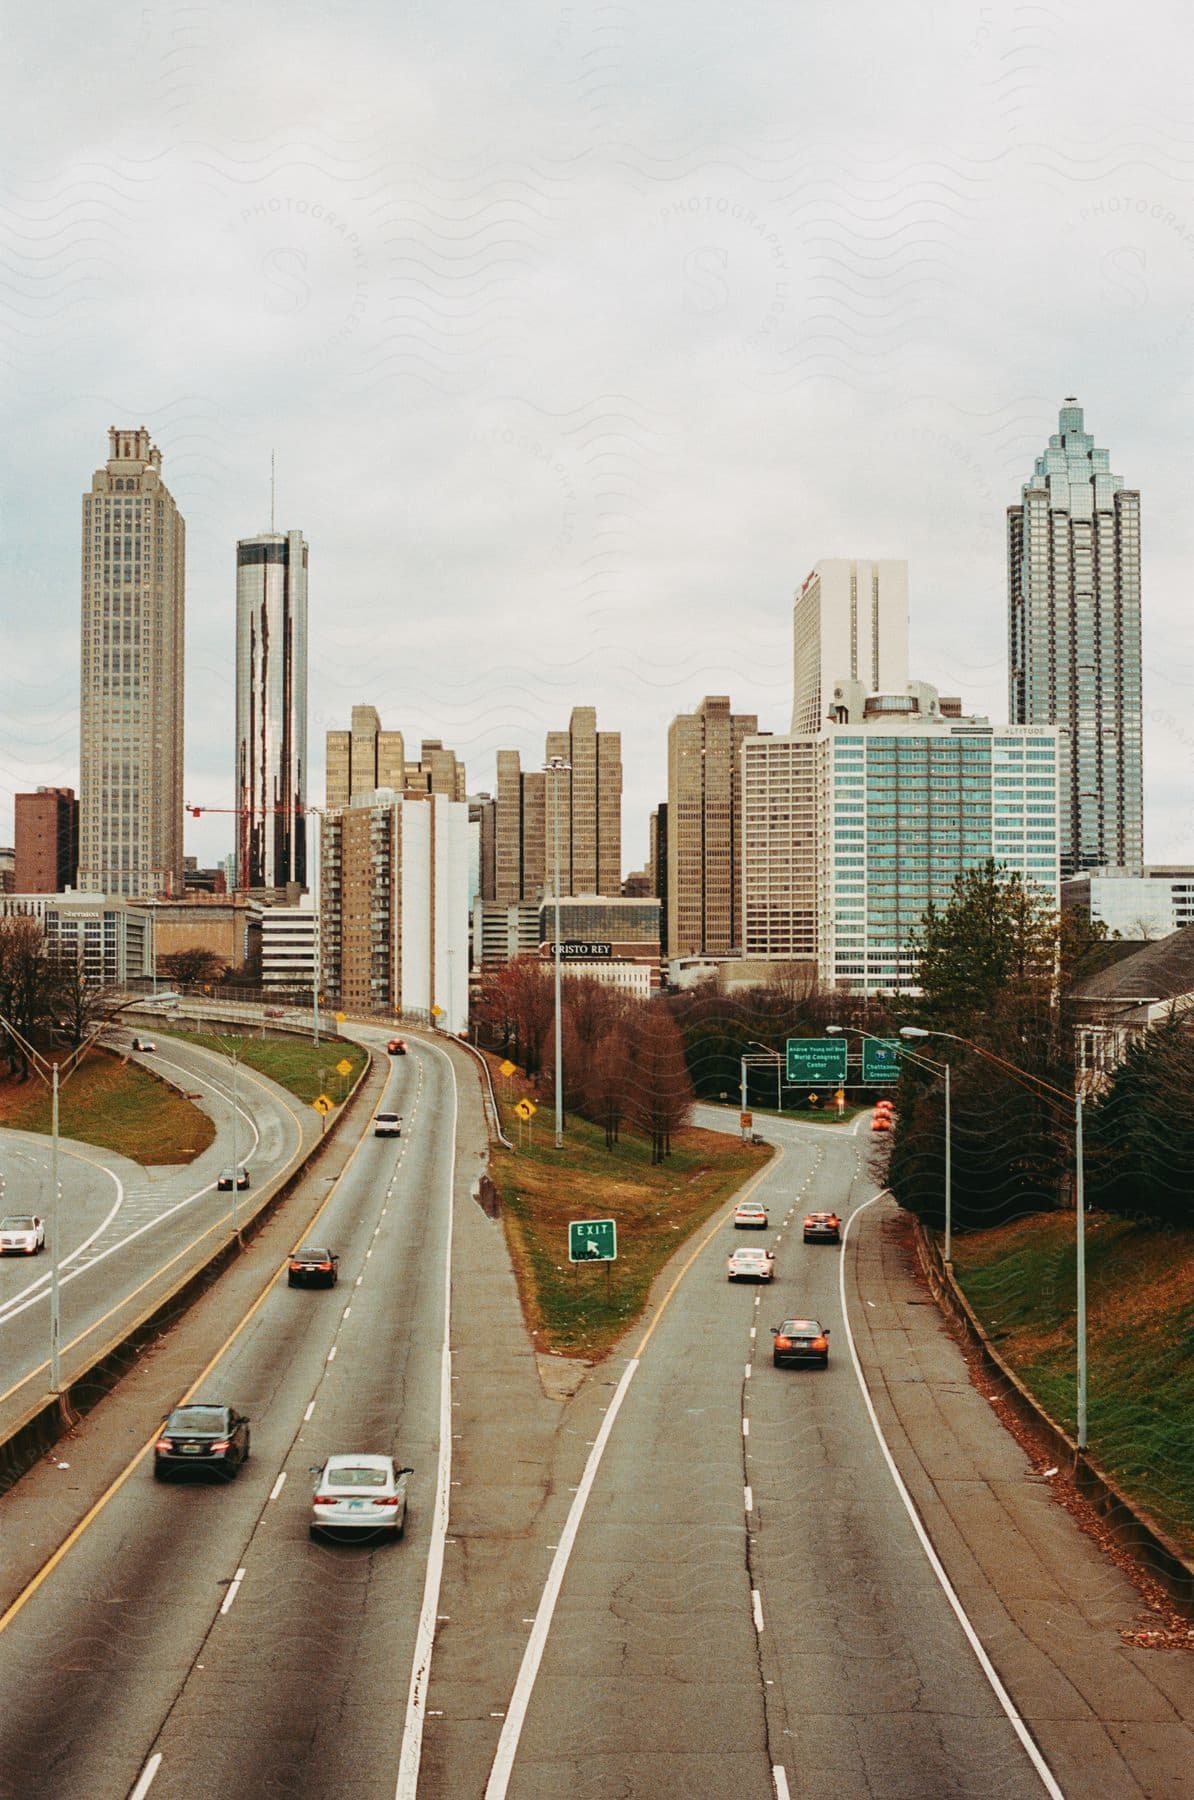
[727,1245,775,1282]
[310,1454,412,1538]
[131,1036,157,1053]
[374,1112,403,1138]
[733,1201,770,1230]
[0,1215,46,1255]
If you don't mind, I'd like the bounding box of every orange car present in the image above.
[871,1113,892,1132]
[874,1098,894,1115]
[387,1038,407,1055]
[803,1211,841,1244]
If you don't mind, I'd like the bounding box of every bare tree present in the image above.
[624,1004,693,1163]
[0,916,56,1077]
[161,946,227,986]
[49,949,128,1048]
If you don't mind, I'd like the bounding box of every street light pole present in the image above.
[544,756,570,1150]
[50,1063,61,1392]
[831,1022,953,1261]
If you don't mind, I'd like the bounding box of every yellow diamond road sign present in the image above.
[335,1011,346,1023]
[514,1098,537,1121]
[431,1004,444,1018]
[336,1058,353,1077]
[499,1059,516,1077]
[313,1094,334,1115]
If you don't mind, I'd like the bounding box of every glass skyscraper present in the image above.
[235,530,308,891]
[1008,400,1142,876]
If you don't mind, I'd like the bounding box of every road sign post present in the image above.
[568,1218,617,1263]
[785,1039,848,1085]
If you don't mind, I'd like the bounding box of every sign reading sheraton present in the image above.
[540,941,613,960]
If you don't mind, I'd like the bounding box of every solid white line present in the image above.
[269,1472,287,1501]
[752,1589,764,1632]
[129,1753,162,1800]
[485,1355,639,1800]
[394,1037,458,1800]
[772,1766,791,1800]
[219,1568,246,1616]
[839,1194,1065,1800]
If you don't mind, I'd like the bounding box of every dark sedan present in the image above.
[154,1404,251,1479]
[288,1246,340,1288]
[217,1166,250,1191]
[771,1319,830,1368]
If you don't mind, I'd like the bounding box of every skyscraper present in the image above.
[79,427,185,898]
[14,787,79,893]
[1008,400,1142,876]
[235,529,308,890]
[667,695,757,957]
[792,559,909,735]
[325,705,406,808]
[491,708,623,904]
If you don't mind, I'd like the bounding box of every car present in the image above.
[871,1114,892,1132]
[288,1246,339,1288]
[217,1165,251,1191]
[131,1036,157,1053]
[733,1200,770,1229]
[771,1319,831,1368]
[374,1112,403,1137]
[387,1038,407,1055]
[310,1454,413,1539]
[0,1216,45,1255]
[803,1211,841,1244]
[727,1245,775,1282]
[874,1098,894,1116]
[154,1403,250,1478]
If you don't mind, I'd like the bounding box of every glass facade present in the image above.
[1007,400,1142,877]
[235,531,309,890]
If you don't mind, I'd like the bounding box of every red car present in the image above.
[387,1038,407,1056]
[871,1114,892,1132]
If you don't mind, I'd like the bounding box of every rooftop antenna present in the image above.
[270,449,276,532]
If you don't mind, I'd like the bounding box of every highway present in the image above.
[0,1031,316,1429]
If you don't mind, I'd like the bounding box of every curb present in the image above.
[0,1040,379,1498]
[909,1214,1194,1611]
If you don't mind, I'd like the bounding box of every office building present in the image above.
[321,790,469,1031]
[492,708,622,904]
[79,427,186,898]
[150,893,256,974]
[260,895,318,994]
[406,740,467,800]
[667,696,757,957]
[325,705,407,808]
[742,683,1060,995]
[14,788,78,894]
[1008,399,1142,876]
[235,529,308,891]
[0,849,14,895]
[792,559,909,735]
[1062,866,1194,939]
[0,891,152,986]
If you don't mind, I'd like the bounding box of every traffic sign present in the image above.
[431,1004,444,1018]
[569,1218,617,1262]
[786,1038,848,1084]
[514,1098,537,1121]
[861,1038,902,1083]
[499,1059,517,1077]
[740,1110,753,1129]
[312,1094,334,1115]
[334,1011,346,1023]
[335,1058,353,1077]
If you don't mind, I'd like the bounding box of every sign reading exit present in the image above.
[568,1218,617,1262]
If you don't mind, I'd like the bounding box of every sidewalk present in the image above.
[850,1196,1193,1800]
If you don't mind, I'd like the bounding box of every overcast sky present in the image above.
[2,1,1191,872]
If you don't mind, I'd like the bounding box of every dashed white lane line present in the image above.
[326,1346,337,1363]
[752,1589,764,1632]
[219,1568,246,1616]
[303,1401,315,1422]
[744,1485,753,1512]
[839,1194,1064,1800]
[742,1418,750,1438]
[129,1752,162,1799]
[772,1767,791,1800]
[744,1364,752,1379]
[269,1472,287,1502]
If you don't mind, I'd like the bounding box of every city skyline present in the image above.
[0,5,1189,876]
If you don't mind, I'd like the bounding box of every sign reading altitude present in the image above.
[786,1038,848,1085]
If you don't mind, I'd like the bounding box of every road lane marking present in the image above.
[304,1401,315,1421]
[752,1589,764,1632]
[129,1753,162,1799]
[744,1485,753,1512]
[269,1472,287,1501]
[772,1768,791,1800]
[742,1418,750,1437]
[744,1365,752,1378]
[219,1568,246,1615]
[394,1035,458,1800]
[326,1346,337,1362]
[839,1193,1065,1800]
[0,1156,125,1334]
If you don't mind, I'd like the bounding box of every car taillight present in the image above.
[774,1337,792,1350]
[314,1495,338,1505]
[811,1337,827,1351]
[156,1439,173,1451]
[289,1261,302,1270]
[374,1496,400,1507]
[317,1263,332,1270]
[210,1440,231,1452]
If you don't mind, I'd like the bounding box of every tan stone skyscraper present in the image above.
[493,707,622,902]
[325,705,406,807]
[667,695,757,957]
[79,428,185,898]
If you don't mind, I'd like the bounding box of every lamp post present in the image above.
[902,1025,1087,1452]
[748,1040,782,1111]
[543,756,571,1150]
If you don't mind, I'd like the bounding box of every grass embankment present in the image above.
[173,1031,368,1106]
[488,1058,770,1359]
[0,1049,215,1164]
[949,1212,1194,1556]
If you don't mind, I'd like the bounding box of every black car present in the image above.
[154,1403,251,1479]
[771,1319,830,1368]
[288,1246,340,1288]
[217,1166,250,1191]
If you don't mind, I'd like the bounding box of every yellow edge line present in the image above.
[0,1044,381,1638]
[634,1139,784,1361]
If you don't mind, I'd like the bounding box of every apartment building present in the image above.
[667,696,757,958]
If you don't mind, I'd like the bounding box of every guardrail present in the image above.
[439,1032,513,1149]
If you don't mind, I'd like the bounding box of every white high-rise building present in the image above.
[235,530,308,891]
[791,558,909,735]
[79,428,185,898]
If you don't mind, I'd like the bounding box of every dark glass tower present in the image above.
[235,530,308,890]
[1008,400,1142,876]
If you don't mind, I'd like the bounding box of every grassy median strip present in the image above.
[949,1212,1194,1556]
[171,1031,368,1106]
[489,1060,770,1359]
[0,1049,215,1164]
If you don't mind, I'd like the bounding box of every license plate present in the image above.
[181,1444,203,1454]
[347,1500,363,1511]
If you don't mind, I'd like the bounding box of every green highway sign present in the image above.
[786,1038,848,1085]
[569,1217,617,1263]
[861,1038,902,1083]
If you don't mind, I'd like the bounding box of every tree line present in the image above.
[0,915,132,1077]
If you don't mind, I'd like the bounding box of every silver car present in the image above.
[0,1215,45,1255]
[310,1454,412,1539]
[373,1112,403,1138]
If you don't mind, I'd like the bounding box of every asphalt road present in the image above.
[0,1032,315,1426]
[0,1032,458,1800]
